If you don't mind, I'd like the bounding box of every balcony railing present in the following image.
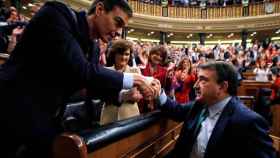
[128,0,280,19]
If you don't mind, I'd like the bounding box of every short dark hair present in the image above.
[88,0,133,18]
[106,39,133,67]
[149,46,167,64]
[198,61,238,96]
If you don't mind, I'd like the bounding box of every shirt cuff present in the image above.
[123,73,134,89]
[158,89,167,106]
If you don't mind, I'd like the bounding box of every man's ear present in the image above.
[220,81,229,92]
[95,2,105,16]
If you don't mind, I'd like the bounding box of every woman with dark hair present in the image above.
[142,46,167,88]
[140,46,168,111]
[172,57,196,104]
[100,39,141,125]
[253,59,271,82]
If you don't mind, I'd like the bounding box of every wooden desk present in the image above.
[271,105,280,137]
[237,80,272,97]
[53,111,183,158]
[238,96,255,109]
[242,72,256,80]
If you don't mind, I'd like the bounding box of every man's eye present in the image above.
[114,17,125,28]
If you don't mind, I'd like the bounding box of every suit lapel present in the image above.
[205,97,237,157]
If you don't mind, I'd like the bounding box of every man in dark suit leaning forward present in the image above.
[0,1,154,157]
[151,61,276,158]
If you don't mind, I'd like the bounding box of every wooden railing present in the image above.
[53,111,183,158]
[129,0,162,17]
[271,105,280,137]
[53,109,280,158]
[237,80,272,97]
[128,0,280,19]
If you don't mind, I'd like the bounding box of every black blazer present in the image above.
[0,1,123,145]
[161,97,276,158]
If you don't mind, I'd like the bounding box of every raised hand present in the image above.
[132,74,154,100]
[150,79,161,99]
[121,87,143,103]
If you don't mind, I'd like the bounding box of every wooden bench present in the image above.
[271,105,280,137]
[242,72,256,80]
[54,109,280,158]
[238,96,255,109]
[53,111,183,158]
[237,80,272,98]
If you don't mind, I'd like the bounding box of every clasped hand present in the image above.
[123,74,162,103]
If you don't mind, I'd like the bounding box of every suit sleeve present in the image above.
[53,27,123,102]
[246,115,276,158]
[160,98,193,122]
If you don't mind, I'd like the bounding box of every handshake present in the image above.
[120,74,162,104]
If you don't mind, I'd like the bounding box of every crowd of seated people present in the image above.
[0,3,41,54]
[0,6,26,53]
[0,1,278,157]
[1,15,280,125]
[100,39,142,125]
[139,0,266,7]
[1,2,280,128]
[79,36,280,126]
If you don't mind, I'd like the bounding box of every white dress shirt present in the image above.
[190,96,232,158]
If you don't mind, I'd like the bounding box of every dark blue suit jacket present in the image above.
[0,1,123,154]
[161,97,276,158]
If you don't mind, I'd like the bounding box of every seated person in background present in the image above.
[270,66,280,104]
[101,39,142,125]
[254,59,271,82]
[135,44,149,69]
[6,7,18,22]
[151,61,276,158]
[6,26,24,53]
[141,46,168,111]
[142,45,168,89]
[172,57,196,105]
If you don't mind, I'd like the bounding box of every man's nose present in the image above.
[115,28,122,36]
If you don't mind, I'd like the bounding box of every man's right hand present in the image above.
[150,79,161,99]
[121,88,143,103]
[132,74,156,101]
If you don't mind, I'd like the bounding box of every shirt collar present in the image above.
[208,96,232,118]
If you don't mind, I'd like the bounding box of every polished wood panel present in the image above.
[128,0,280,19]
[66,0,280,33]
[242,72,256,80]
[53,133,88,158]
[271,105,280,137]
[237,80,272,97]
[53,119,183,158]
[238,96,255,109]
